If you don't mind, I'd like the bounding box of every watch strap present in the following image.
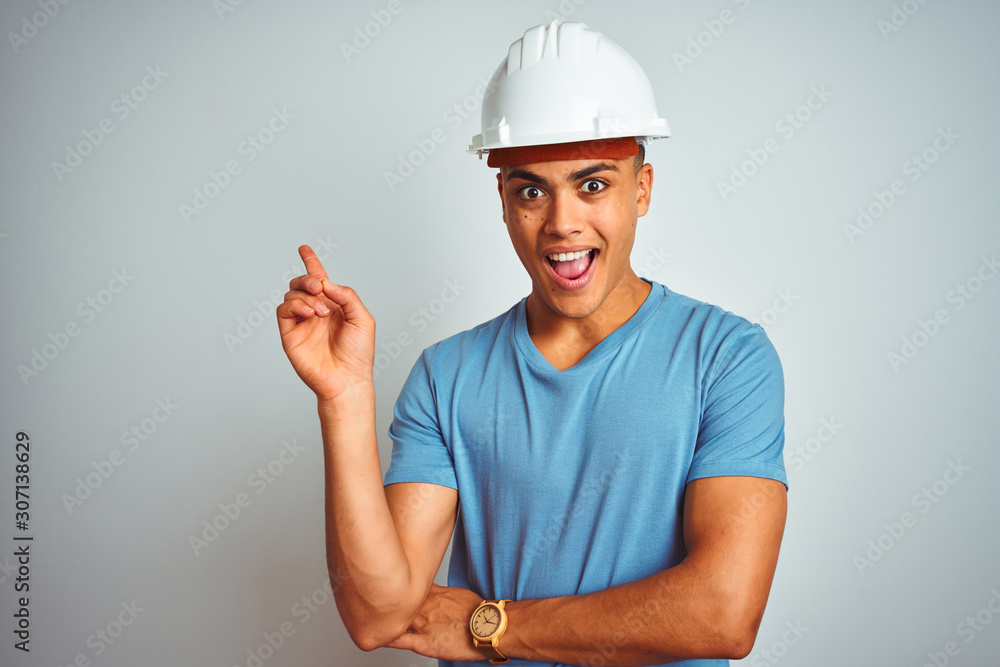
[473,640,509,664]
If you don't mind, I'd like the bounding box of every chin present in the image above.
[542,289,604,320]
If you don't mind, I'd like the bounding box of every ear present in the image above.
[635,163,653,217]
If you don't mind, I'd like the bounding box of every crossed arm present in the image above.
[382,474,786,665]
[312,380,786,665]
[316,380,786,665]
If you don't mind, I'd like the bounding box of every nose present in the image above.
[542,190,585,238]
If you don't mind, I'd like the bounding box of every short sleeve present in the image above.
[384,352,459,489]
[687,323,788,489]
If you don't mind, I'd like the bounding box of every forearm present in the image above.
[493,477,784,665]
[318,385,418,647]
[501,560,756,666]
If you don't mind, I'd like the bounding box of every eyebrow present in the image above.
[504,162,620,184]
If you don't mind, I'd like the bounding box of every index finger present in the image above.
[298,244,328,280]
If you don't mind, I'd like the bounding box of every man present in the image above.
[277,20,787,667]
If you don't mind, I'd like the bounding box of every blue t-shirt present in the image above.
[385,281,786,667]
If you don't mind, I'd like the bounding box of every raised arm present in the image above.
[277,245,458,650]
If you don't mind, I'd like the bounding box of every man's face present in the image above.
[496,155,653,322]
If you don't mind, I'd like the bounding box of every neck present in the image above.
[525,273,652,370]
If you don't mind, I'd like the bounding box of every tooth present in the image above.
[548,250,593,261]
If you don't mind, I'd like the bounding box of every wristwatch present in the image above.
[469,599,510,664]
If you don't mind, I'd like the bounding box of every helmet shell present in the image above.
[470,20,670,157]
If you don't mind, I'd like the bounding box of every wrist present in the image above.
[494,598,527,658]
[317,382,376,420]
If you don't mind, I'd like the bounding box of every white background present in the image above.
[1,1,999,666]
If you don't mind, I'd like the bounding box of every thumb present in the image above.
[322,280,373,326]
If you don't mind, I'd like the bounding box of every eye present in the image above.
[581,179,607,194]
[517,185,544,200]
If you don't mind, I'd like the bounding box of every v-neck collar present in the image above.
[512,280,664,373]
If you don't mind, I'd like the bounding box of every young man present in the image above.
[277,21,787,667]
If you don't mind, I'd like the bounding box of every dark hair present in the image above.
[633,142,646,175]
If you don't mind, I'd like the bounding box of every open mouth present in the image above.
[545,249,597,282]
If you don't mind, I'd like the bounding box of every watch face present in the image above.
[472,604,502,638]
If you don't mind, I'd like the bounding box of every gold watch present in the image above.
[469,599,510,664]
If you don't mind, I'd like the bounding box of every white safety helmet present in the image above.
[469,20,670,159]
